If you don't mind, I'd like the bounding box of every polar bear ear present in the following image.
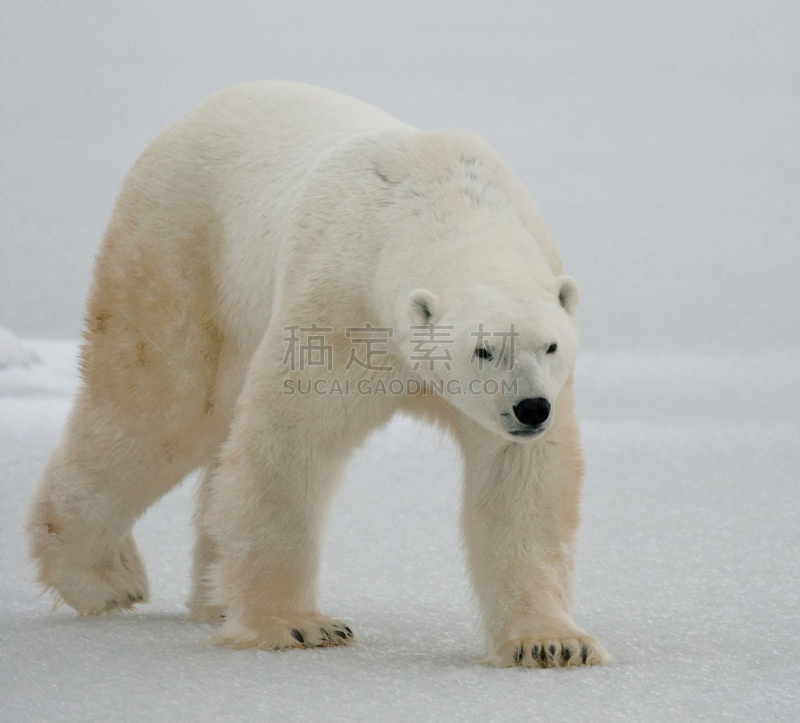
[407,289,439,326]
[556,275,579,316]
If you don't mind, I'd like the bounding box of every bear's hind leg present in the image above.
[26,165,238,615]
[29,436,155,615]
[28,326,232,615]
[187,459,226,623]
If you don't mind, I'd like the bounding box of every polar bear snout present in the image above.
[510,397,551,435]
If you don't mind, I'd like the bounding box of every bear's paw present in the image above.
[187,603,227,624]
[487,634,610,668]
[32,529,149,616]
[211,615,355,651]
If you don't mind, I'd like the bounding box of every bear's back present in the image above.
[180,81,404,175]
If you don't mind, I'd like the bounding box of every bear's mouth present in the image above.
[507,428,545,439]
[500,410,550,441]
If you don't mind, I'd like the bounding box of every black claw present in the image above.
[513,645,523,664]
[320,627,333,644]
[549,645,556,658]
[581,645,588,664]
[531,645,540,660]
[334,630,347,640]
[563,647,572,662]
[290,629,305,645]
[344,626,353,637]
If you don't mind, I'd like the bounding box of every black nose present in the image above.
[513,397,551,427]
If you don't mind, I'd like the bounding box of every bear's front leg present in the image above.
[199,338,369,651]
[458,413,610,668]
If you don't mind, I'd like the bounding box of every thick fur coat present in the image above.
[28,81,609,667]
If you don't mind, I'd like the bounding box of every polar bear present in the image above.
[27,81,610,668]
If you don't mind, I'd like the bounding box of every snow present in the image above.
[1,341,798,721]
[0,327,38,370]
[2,0,800,719]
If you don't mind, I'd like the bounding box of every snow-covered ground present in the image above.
[1,340,798,721]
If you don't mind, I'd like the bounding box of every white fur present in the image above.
[27,81,609,667]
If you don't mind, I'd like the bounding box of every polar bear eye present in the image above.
[546,343,557,354]
[475,347,493,361]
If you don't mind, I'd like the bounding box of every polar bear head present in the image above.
[405,273,579,443]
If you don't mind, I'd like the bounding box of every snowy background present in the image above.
[1,1,799,720]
